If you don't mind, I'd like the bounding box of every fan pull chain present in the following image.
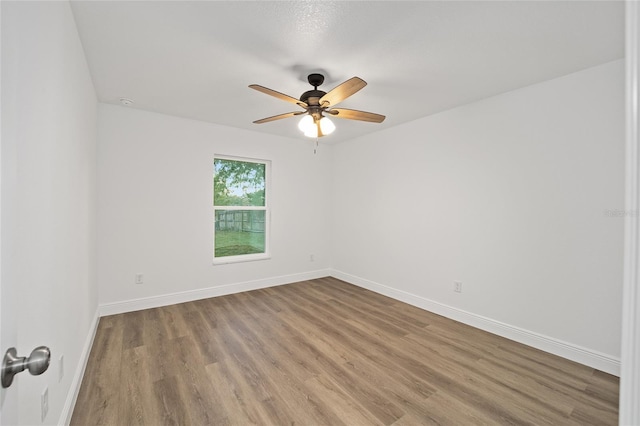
[314,138,319,154]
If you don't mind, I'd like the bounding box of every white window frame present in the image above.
[213,155,271,265]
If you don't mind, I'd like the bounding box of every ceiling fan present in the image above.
[249,73,385,138]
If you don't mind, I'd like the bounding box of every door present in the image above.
[1,1,22,421]
[0,210,20,426]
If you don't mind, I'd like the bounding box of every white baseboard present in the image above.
[59,308,100,425]
[99,269,332,316]
[330,269,621,376]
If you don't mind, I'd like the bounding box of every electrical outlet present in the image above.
[135,274,144,285]
[454,281,463,293]
[59,355,64,382]
[41,386,49,421]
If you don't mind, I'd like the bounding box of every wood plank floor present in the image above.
[71,277,619,425]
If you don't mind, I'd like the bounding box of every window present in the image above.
[213,156,269,263]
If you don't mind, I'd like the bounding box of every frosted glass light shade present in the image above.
[298,115,335,138]
[320,117,335,135]
[298,115,314,134]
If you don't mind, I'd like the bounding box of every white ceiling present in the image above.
[70,1,624,144]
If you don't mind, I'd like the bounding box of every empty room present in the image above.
[2,0,640,425]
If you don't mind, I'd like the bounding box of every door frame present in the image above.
[621,0,640,423]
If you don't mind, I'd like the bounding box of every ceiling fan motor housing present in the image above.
[300,89,326,106]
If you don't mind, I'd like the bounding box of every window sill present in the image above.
[213,253,271,265]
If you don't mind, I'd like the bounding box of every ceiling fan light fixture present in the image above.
[298,115,336,138]
[304,128,318,138]
[251,74,384,138]
[320,116,335,135]
[298,115,315,134]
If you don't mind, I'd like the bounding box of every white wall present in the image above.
[99,61,624,373]
[1,1,98,424]
[97,104,331,310]
[331,60,625,372]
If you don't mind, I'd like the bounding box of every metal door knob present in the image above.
[1,346,51,388]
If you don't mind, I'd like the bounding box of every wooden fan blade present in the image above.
[317,120,324,138]
[328,108,386,123]
[253,111,305,124]
[319,77,367,107]
[249,84,308,108]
